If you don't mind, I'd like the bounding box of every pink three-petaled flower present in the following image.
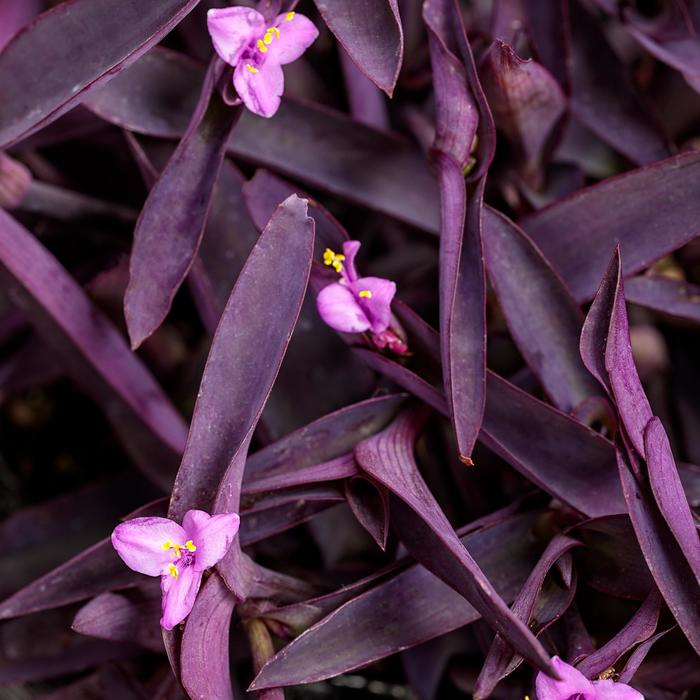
[533,656,644,700]
[315,240,409,355]
[207,6,318,118]
[111,510,240,629]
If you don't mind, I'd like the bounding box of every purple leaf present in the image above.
[345,476,390,550]
[568,0,671,165]
[124,60,241,348]
[0,0,41,50]
[313,0,403,95]
[475,535,581,698]
[522,0,570,90]
[181,573,236,700]
[0,209,188,489]
[339,45,390,129]
[625,275,700,323]
[85,49,441,233]
[644,417,700,581]
[168,195,314,520]
[521,151,700,302]
[483,207,601,412]
[575,588,663,678]
[0,0,201,148]
[617,627,673,685]
[616,445,700,654]
[354,407,553,674]
[481,41,566,187]
[72,585,163,652]
[250,512,544,689]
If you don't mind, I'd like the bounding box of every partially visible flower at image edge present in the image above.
[207,6,318,118]
[316,240,409,355]
[111,509,240,629]
[532,656,644,700]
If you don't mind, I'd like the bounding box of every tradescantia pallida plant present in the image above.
[1,0,700,697]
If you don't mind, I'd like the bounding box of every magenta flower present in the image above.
[534,656,644,700]
[207,7,318,118]
[111,509,240,629]
[316,240,409,355]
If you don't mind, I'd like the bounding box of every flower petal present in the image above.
[271,12,319,65]
[111,517,187,577]
[351,276,396,333]
[160,566,203,630]
[233,58,284,118]
[535,657,597,700]
[316,282,371,333]
[207,7,265,66]
[182,509,241,571]
[593,679,644,700]
[341,240,361,282]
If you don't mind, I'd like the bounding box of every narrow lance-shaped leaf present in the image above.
[0,209,187,489]
[169,195,314,520]
[251,512,544,689]
[424,0,484,462]
[345,476,390,551]
[313,0,404,95]
[483,207,601,412]
[521,151,700,302]
[354,407,554,674]
[339,45,390,129]
[124,58,241,349]
[625,275,700,324]
[0,0,201,148]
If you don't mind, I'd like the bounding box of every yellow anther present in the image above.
[168,563,179,579]
[323,248,345,273]
[162,540,172,551]
[286,11,295,20]
[185,540,197,552]
[358,290,373,299]
[246,64,259,73]
[257,39,267,53]
[264,30,274,45]
[271,26,280,38]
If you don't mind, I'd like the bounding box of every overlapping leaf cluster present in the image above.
[0,0,699,698]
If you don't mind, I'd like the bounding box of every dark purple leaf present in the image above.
[181,574,236,700]
[575,588,663,678]
[345,476,390,550]
[481,41,566,187]
[616,445,700,654]
[0,208,188,488]
[72,585,163,652]
[483,207,601,412]
[169,195,314,520]
[617,627,674,684]
[521,152,700,302]
[313,0,403,95]
[251,512,543,689]
[85,49,442,233]
[625,274,700,323]
[0,0,41,50]
[355,407,553,674]
[124,60,241,348]
[0,0,201,148]
[339,45,390,129]
[522,0,570,90]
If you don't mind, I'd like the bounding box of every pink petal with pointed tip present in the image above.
[207,6,265,66]
[593,679,644,700]
[182,509,241,571]
[160,565,203,630]
[233,58,284,118]
[271,12,319,64]
[351,276,396,333]
[111,517,187,577]
[535,657,597,700]
[316,282,371,333]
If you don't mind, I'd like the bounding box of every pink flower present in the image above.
[111,509,240,629]
[207,7,318,118]
[316,240,408,355]
[535,656,644,700]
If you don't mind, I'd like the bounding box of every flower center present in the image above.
[323,247,346,273]
[162,539,197,577]
[244,13,297,75]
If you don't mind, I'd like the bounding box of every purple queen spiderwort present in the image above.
[111,510,240,630]
[316,240,409,355]
[533,656,644,700]
[207,7,318,118]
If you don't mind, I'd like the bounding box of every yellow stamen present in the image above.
[286,11,295,20]
[271,26,280,38]
[168,563,179,579]
[162,540,172,551]
[358,290,373,298]
[246,64,259,74]
[257,39,267,53]
[264,30,274,45]
[323,248,346,273]
[185,540,197,552]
